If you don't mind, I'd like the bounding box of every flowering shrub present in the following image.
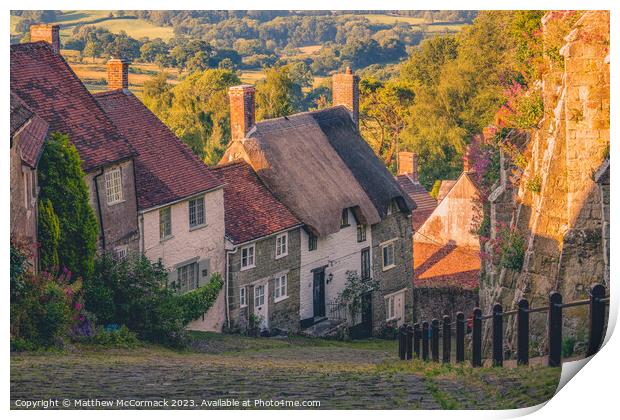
[499,81,544,129]
[10,246,84,350]
[376,320,399,340]
[485,223,526,271]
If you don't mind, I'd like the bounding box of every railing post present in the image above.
[517,298,529,366]
[406,325,413,360]
[587,283,606,357]
[431,319,440,362]
[492,303,503,367]
[422,321,429,361]
[398,324,406,360]
[442,315,451,364]
[548,291,562,367]
[456,312,465,363]
[413,323,421,359]
[472,308,482,367]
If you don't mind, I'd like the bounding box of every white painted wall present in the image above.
[139,187,226,331]
[299,209,372,320]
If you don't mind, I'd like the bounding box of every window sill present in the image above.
[274,295,289,304]
[159,235,174,243]
[382,264,396,272]
[107,199,125,206]
[240,304,248,309]
[340,224,350,229]
[240,264,256,272]
[275,252,288,260]
[189,223,208,232]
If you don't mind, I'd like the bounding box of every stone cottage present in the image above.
[411,161,482,322]
[221,69,415,336]
[212,160,302,333]
[94,62,227,331]
[11,29,140,257]
[10,92,48,271]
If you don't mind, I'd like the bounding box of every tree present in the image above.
[143,69,241,164]
[359,78,415,167]
[255,66,304,120]
[37,133,98,281]
[38,198,60,272]
[82,38,102,62]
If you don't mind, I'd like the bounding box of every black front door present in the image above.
[313,268,326,318]
[350,291,373,339]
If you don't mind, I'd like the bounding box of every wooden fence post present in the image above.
[431,319,440,362]
[456,312,465,363]
[517,298,529,366]
[587,283,606,357]
[413,323,421,359]
[548,291,562,367]
[472,308,482,367]
[406,325,413,360]
[492,303,503,366]
[422,321,429,361]
[399,324,406,360]
[442,316,451,364]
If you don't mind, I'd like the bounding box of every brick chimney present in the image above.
[332,67,360,127]
[107,58,130,91]
[30,24,60,54]
[463,145,472,173]
[397,151,419,181]
[228,85,256,141]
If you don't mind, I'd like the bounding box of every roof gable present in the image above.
[212,161,300,244]
[11,92,48,168]
[94,90,223,210]
[10,42,134,172]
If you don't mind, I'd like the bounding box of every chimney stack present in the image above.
[397,151,419,181]
[228,85,256,141]
[463,145,472,173]
[107,58,130,91]
[332,67,360,127]
[30,24,60,54]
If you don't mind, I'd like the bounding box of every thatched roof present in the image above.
[313,106,415,217]
[239,110,381,236]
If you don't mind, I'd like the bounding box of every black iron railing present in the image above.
[398,283,610,367]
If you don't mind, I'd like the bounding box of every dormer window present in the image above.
[105,168,123,205]
[341,209,350,228]
[387,200,399,215]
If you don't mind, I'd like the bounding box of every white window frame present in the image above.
[275,233,288,259]
[385,289,406,323]
[357,223,367,242]
[381,238,397,271]
[274,273,288,302]
[254,283,265,307]
[188,196,206,229]
[239,286,247,308]
[114,245,128,261]
[104,168,123,205]
[241,244,256,270]
[159,206,172,240]
[177,261,198,294]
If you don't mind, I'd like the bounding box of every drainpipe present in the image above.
[225,245,240,329]
[93,168,106,251]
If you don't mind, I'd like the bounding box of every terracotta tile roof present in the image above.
[94,90,223,210]
[10,92,48,168]
[413,242,480,290]
[10,42,134,172]
[212,160,301,244]
[396,174,437,230]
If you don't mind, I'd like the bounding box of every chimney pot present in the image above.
[398,151,418,181]
[30,24,60,54]
[106,58,130,91]
[228,85,256,141]
[332,68,360,128]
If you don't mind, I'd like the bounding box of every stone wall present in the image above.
[413,287,479,324]
[371,211,414,331]
[228,228,302,333]
[481,11,610,352]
